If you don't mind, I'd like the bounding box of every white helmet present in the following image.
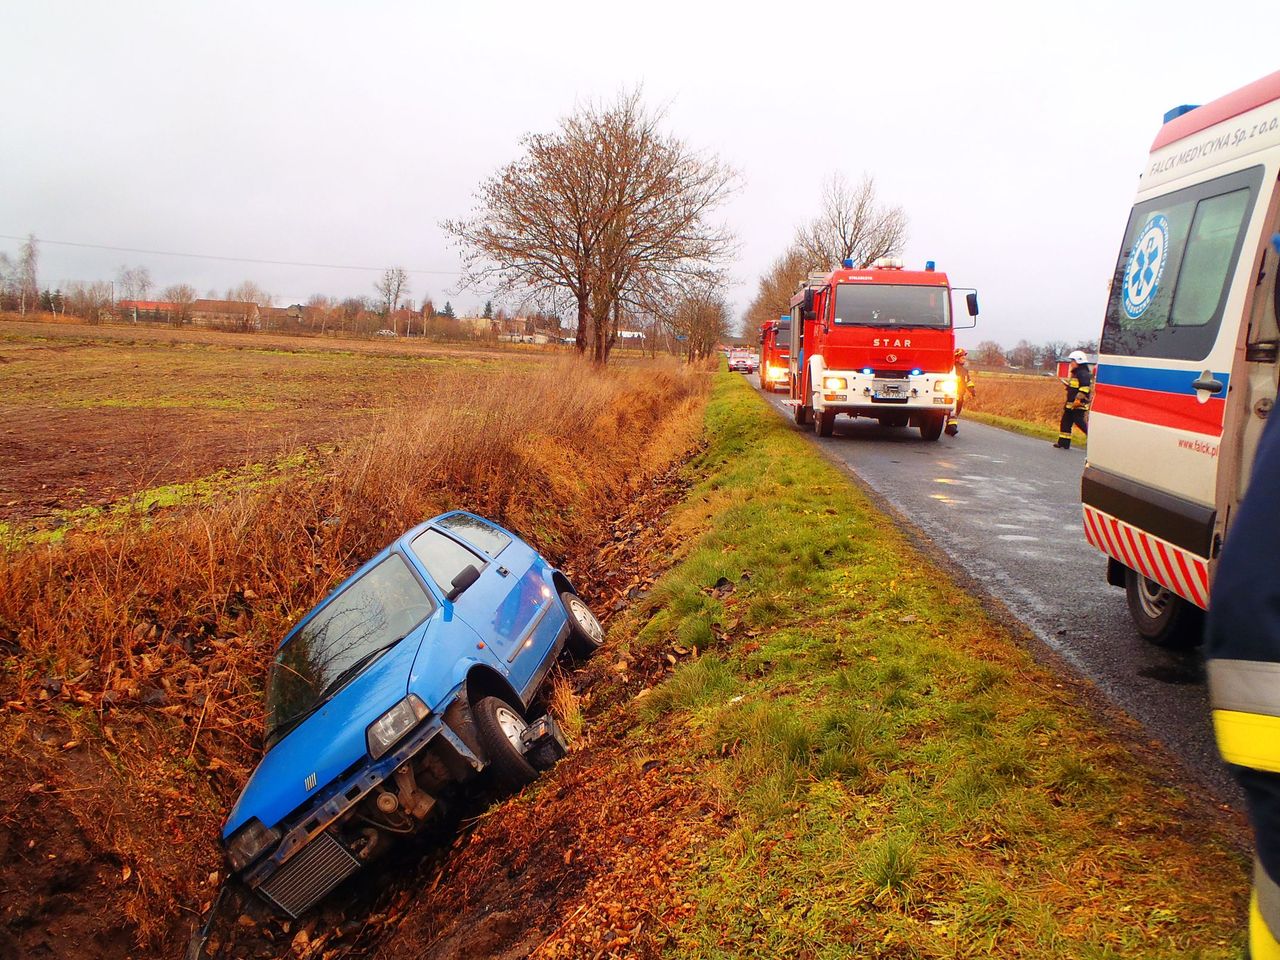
[1068,350,1088,365]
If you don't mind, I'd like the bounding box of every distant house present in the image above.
[617,330,645,342]
[116,300,180,323]
[190,299,260,330]
[259,304,303,330]
[458,316,496,336]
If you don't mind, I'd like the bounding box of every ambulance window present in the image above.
[1170,189,1251,327]
[1100,165,1263,361]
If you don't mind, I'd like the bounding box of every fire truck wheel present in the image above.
[816,409,835,437]
[793,399,811,426]
[919,414,945,441]
[1123,568,1204,648]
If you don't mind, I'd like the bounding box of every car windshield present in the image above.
[832,284,950,328]
[264,554,432,746]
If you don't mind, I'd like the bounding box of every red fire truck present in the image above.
[758,314,791,392]
[786,258,979,438]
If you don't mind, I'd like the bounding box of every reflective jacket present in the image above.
[1064,364,1092,409]
[955,359,975,401]
[1205,407,1280,959]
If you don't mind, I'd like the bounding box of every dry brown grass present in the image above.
[966,371,1065,429]
[0,355,708,952]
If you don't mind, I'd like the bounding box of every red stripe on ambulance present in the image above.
[1082,505,1211,610]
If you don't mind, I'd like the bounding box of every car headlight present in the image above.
[366,694,430,759]
[822,376,848,390]
[935,377,958,395]
[226,817,280,872]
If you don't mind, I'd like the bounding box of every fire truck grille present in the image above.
[258,832,360,918]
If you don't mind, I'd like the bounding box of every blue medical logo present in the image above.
[1123,215,1169,319]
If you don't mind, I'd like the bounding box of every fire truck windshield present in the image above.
[832,284,950,328]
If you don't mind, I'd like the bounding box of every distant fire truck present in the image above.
[787,258,979,438]
[1082,69,1280,647]
[759,314,791,392]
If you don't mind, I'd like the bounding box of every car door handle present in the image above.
[1192,374,1224,395]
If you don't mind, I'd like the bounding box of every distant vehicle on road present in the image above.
[221,512,603,917]
[1082,70,1280,648]
[374,328,397,338]
[728,347,758,373]
[787,258,979,439]
[759,315,791,392]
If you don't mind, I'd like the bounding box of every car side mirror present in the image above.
[803,289,814,312]
[802,308,816,322]
[966,292,980,317]
[446,564,481,601]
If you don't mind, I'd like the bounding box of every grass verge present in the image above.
[605,372,1241,957]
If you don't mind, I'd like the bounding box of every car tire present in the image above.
[919,414,945,441]
[1124,568,1204,648]
[473,696,539,791]
[561,591,603,658]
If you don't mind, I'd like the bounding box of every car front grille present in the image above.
[258,831,360,918]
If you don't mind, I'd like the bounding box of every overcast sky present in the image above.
[3,1,1276,347]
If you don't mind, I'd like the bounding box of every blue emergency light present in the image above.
[1163,104,1199,123]
[911,368,922,376]
[842,259,854,268]
[924,260,935,272]
[862,367,873,375]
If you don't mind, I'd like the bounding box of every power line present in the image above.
[0,233,465,276]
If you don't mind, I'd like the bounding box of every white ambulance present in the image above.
[1084,70,1280,647]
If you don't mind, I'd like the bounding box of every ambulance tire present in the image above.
[816,409,835,437]
[919,414,945,441]
[1123,568,1204,648]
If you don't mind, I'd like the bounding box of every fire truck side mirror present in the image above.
[802,309,816,322]
[803,289,815,313]
[965,292,980,317]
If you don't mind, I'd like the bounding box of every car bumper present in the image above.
[242,700,481,916]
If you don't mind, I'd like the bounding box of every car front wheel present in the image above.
[562,591,603,658]
[473,696,539,791]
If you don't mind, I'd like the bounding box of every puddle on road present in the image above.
[929,494,970,505]
[997,534,1040,542]
[1138,663,1203,685]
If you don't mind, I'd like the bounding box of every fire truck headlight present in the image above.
[935,377,958,395]
[823,376,848,390]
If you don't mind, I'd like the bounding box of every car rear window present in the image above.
[438,513,512,557]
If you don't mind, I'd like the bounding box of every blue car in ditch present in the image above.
[221,511,604,917]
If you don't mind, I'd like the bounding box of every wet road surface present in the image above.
[756,383,1239,807]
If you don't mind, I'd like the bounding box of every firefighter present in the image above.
[945,348,975,437]
[1205,402,1280,959]
[1052,350,1092,450]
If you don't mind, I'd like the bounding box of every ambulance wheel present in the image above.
[919,414,945,441]
[1124,569,1203,648]
[815,409,835,437]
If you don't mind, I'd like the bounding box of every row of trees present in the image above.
[969,338,1099,371]
[445,89,736,363]
[742,174,909,344]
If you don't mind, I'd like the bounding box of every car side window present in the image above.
[437,513,512,557]
[410,529,486,594]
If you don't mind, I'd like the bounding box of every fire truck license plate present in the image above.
[873,381,903,398]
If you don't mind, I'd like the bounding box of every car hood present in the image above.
[222,622,429,840]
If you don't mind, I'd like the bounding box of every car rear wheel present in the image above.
[1124,568,1203,648]
[473,696,539,791]
[562,591,603,658]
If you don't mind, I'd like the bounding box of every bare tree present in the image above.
[161,283,197,324]
[974,340,1007,367]
[18,235,39,314]
[796,173,907,270]
[1008,339,1037,369]
[742,245,809,345]
[444,89,737,364]
[116,265,153,301]
[374,267,409,318]
[225,281,272,306]
[667,286,730,362]
[63,281,113,322]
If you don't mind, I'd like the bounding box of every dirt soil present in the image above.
[192,456,714,960]
[0,406,351,524]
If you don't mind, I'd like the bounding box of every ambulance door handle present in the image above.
[1192,373,1224,395]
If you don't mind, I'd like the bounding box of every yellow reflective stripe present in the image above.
[1213,710,1280,772]
[1069,378,1079,387]
[1077,385,1092,392]
[1253,894,1280,959]
[1058,432,1072,439]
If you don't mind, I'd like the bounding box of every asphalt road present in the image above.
[755,381,1240,807]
